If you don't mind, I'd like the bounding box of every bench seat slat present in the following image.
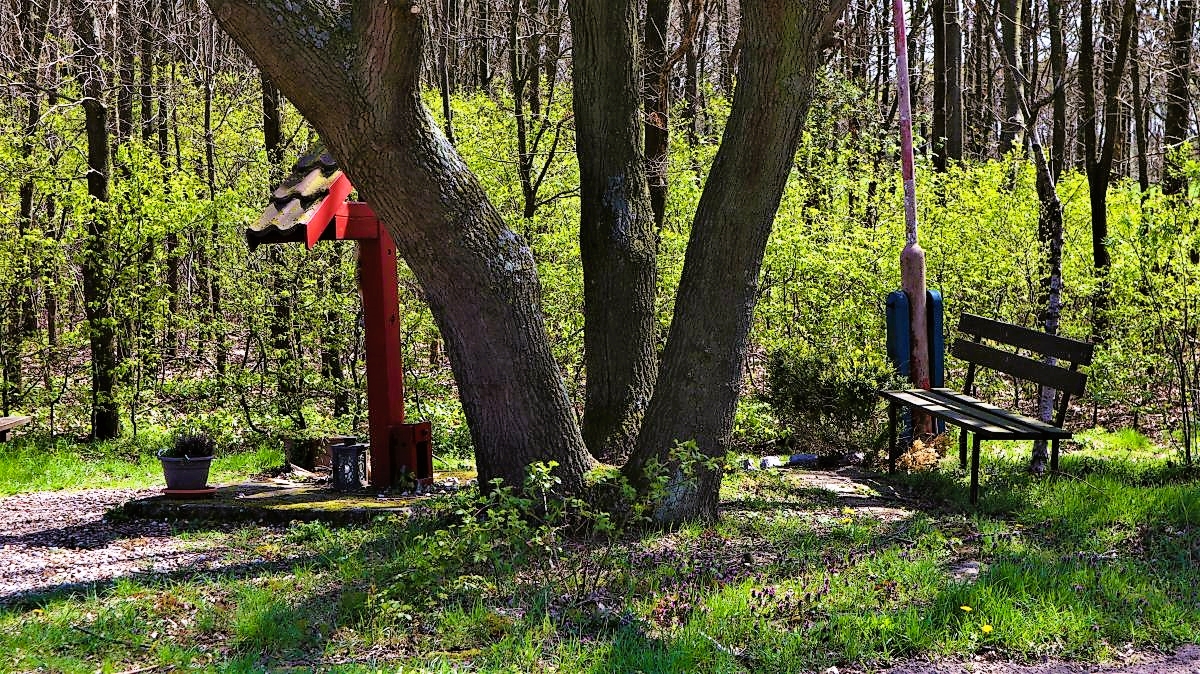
[880,388,1072,440]
[919,389,1071,437]
[881,390,1017,436]
[0,416,31,433]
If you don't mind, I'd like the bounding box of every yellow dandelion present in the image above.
[982,624,993,634]
[839,518,853,524]
[960,605,972,612]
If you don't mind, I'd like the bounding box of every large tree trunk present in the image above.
[628,0,848,525]
[210,0,596,493]
[73,0,121,440]
[1163,0,1197,196]
[568,0,659,462]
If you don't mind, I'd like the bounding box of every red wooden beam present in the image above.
[305,173,355,248]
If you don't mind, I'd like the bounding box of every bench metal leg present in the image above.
[1050,438,1060,473]
[959,429,968,470]
[970,435,982,504]
[888,402,898,473]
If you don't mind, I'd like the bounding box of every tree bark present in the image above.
[568,0,660,462]
[116,0,136,145]
[209,0,596,492]
[644,0,671,229]
[1163,0,1197,196]
[932,0,947,170]
[139,0,156,144]
[1048,0,1067,179]
[944,0,963,163]
[997,0,1023,156]
[1079,0,1136,338]
[628,0,848,525]
[73,0,121,440]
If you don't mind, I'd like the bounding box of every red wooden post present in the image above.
[357,226,406,487]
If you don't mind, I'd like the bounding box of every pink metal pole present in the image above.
[893,0,932,432]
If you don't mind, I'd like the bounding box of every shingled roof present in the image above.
[248,148,347,248]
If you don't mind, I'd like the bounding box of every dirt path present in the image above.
[0,488,259,604]
[879,645,1200,673]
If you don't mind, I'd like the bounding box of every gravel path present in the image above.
[0,488,245,604]
[880,646,1200,673]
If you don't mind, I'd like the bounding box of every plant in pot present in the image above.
[158,432,217,491]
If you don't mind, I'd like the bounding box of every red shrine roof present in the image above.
[248,149,349,248]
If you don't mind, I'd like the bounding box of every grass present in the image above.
[0,433,284,494]
[3,429,1200,672]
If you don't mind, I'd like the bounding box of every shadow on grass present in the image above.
[7,453,1200,672]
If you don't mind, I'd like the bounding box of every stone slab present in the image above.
[114,471,476,526]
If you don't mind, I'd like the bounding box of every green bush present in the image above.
[764,347,901,454]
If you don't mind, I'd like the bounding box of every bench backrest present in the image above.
[952,313,1095,427]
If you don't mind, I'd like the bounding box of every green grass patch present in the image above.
[0,433,285,494]
[3,429,1200,671]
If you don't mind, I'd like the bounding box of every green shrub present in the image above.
[764,347,901,454]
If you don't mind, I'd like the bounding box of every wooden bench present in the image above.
[0,415,31,442]
[879,313,1095,503]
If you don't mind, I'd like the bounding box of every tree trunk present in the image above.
[932,0,947,170]
[944,0,963,163]
[1048,0,1067,179]
[568,0,660,462]
[261,72,303,423]
[210,0,596,493]
[115,0,136,146]
[1163,0,1196,196]
[1129,11,1149,193]
[997,0,1023,156]
[681,0,703,147]
[644,0,671,229]
[139,0,156,144]
[73,0,121,440]
[1080,0,1136,338]
[628,0,848,525]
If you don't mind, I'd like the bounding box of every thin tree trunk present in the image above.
[997,0,1022,155]
[644,0,671,229]
[74,0,121,440]
[945,0,963,162]
[1163,0,1196,196]
[1048,0,1067,179]
[932,0,947,170]
[1129,11,1149,193]
[1080,0,1136,339]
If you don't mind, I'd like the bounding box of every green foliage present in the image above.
[158,431,216,459]
[764,346,901,453]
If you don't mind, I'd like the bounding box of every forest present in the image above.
[3,0,1200,671]
[1,0,1197,470]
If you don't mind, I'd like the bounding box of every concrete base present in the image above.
[114,471,476,526]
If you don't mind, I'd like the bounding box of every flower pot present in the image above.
[159,455,214,491]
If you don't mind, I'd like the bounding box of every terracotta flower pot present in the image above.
[159,455,214,491]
